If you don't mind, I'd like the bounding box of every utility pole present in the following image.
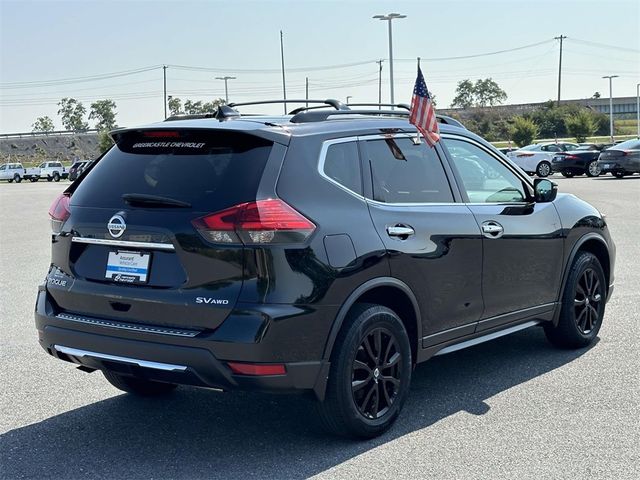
[373,13,406,107]
[305,77,309,108]
[376,59,384,108]
[163,65,167,119]
[215,76,236,103]
[603,75,619,143]
[280,30,287,114]
[554,35,567,107]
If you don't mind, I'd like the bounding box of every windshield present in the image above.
[520,144,539,151]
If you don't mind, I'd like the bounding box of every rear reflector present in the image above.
[227,362,286,376]
[48,192,71,234]
[193,198,315,245]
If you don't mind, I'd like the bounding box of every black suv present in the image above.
[36,100,615,438]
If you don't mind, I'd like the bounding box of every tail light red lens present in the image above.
[48,192,71,234]
[227,362,286,376]
[193,199,315,245]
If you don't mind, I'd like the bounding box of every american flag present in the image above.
[409,66,440,147]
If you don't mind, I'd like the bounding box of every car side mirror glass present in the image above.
[534,178,557,203]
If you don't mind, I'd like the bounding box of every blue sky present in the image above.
[1,0,638,132]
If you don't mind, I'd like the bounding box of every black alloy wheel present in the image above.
[573,268,602,334]
[351,327,402,420]
[545,252,606,349]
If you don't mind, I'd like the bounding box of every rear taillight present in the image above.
[48,192,71,234]
[192,198,315,245]
[565,155,580,160]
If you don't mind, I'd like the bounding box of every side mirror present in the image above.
[534,178,557,203]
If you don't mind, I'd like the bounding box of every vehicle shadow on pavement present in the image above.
[0,327,595,479]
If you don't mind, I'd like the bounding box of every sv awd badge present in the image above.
[107,214,126,238]
[196,297,229,305]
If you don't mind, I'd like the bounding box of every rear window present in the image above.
[71,130,273,211]
[613,139,640,150]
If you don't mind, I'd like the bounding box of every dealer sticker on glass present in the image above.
[105,251,150,284]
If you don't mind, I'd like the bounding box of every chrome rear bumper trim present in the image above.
[71,237,175,251]
[54,345,187,372]
[56,313,200,338]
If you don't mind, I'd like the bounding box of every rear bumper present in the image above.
[35,287,331,397]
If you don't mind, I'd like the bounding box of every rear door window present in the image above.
[363,137,454,203]
[71,130,274,211]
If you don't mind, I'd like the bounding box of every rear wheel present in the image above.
[536,161,551,177]
[586,161,601,177]
[103,370,177,396]
[316,303,412,438]
[13,174,22,183]
[545,252,606,349]
[53,172,60,182]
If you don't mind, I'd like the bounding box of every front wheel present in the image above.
[586,161,601,177]
[536,161,552,177]
[316,304,412,438]
[103,370,177,396]
[13,174,22,183]
[544,252,606,349]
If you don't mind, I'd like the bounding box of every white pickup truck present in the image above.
[24,161,68,182]
[0,162,25,182]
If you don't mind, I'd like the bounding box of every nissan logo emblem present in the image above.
[107,214,126,238]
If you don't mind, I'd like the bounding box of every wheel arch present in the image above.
[321,277,422,364]
[554,233,611,325]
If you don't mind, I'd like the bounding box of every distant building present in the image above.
[439,96,638,118]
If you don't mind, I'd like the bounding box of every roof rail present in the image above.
[341,103,465,128]
[290,109,409,123]
[228,99,348,113]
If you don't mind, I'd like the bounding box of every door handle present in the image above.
[387,225,415,238]
[481,221,504,239]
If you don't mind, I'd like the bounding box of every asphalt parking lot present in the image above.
[1,176,638,480]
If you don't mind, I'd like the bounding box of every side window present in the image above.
[38,163,45,168]
[0,165,5,171]
[323,141,362,195]
[443,138,527,203]
[364,137,453,203]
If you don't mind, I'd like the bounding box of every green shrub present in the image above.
[511,117,539,147]
[565,111,596,143]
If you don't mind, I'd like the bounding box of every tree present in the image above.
[168,97,182,115]
[182,98,225,114]
[57,98,88,131]
[451,79,475,108]
[511,116,539,147]
[451,78,507,108]
[474,78,507,107]
[97,129,114,153]
[32,116,55,133]
[565,110,596,142]
[89,99,117,131]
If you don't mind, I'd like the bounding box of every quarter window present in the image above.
[364,137,453,203]
[323,141,362,195]
[443,138,528,203]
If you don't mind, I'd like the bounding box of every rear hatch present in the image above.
[48,128,275,330]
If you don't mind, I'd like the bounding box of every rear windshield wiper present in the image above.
[122,193,191,208]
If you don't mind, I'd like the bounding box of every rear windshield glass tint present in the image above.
[71,130,273,211]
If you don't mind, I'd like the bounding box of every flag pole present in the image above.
[414,57,422,144]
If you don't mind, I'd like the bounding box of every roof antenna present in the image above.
[215,105,241,121]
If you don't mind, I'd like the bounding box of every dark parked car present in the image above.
[597,138,640,178]
[551,145,605,177]
[37,100,616,438]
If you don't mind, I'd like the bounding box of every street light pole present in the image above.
[215,76,236,104]
[373,13,406,107]
[602,75,619,143]
[636,83,639,138]
[163,65,168,119]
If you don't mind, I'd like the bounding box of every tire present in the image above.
[13,174,22,183]
[103,370,177,396]
[561,170,574,178]
[536,161,552,177]
[316,303,412,439]
[613,171,625,178]
[586,161,601,177]
[544,252,606,349]
[53,172,60,182]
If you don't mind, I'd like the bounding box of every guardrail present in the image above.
[0,129,99,139]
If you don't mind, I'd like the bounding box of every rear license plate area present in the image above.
[105,250,151,284]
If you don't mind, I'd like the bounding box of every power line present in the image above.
[569,38,640,54]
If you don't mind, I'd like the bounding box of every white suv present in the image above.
[0,163,25,183]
